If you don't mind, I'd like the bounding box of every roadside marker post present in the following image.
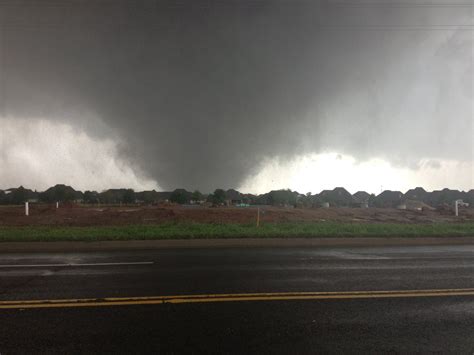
[25,202,29,216]
[454,199,469,217]
[56,202,59,209]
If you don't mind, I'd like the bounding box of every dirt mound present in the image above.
[0,204,473,227]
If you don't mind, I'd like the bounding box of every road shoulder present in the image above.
[2,236,474,252]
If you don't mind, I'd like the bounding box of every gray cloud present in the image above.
[1,0,472,191]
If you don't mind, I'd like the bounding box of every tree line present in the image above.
[0,185,473,209]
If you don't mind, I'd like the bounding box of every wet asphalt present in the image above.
[1,243,474,353]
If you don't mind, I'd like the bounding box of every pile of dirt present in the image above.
[0,204,473,227]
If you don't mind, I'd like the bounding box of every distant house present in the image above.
[168,189,192,204]
[2,186,39,205]
[467,190,474,207]
[404,200,435,211]
[373,190,403,208]
[427,188,467,207]
[352,191,371,208]
[404,187,429,203]
[40,184,83,203]
[225,189,243,206]
[317,187,353,207]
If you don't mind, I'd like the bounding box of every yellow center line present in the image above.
[2,288,474,309]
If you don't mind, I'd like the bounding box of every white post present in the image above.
[56,201,59,209]
[25,202,29,216]
[455,200,460,217]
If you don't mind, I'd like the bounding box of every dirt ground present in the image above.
[0,204,473,227]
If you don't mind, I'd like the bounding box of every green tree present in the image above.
[191,190,203,202]
[267,189,298,206]
[212,189,226,205]
[83,191,99,204]
[169,189,189,204]
[10,186,28,205]
[39,184,79,203]
[122,189,136,204]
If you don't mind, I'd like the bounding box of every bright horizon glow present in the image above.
[238,153,473,195]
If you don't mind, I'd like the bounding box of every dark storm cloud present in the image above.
[1,0,472,191]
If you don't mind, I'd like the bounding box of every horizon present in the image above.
[0,1,472,192]
[2,184,473,197]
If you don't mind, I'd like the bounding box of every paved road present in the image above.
[1,243,474,353]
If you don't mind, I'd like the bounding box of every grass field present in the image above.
[1,222,474,242]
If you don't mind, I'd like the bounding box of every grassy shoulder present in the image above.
[0,222,474,242]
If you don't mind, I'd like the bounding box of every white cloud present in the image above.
[0,117,160,191]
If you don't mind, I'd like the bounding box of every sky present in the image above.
[0,0,472,194]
